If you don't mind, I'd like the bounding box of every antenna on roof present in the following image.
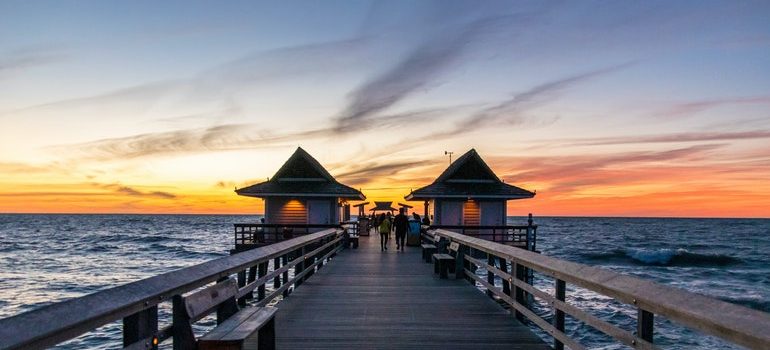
[444,151,454,165]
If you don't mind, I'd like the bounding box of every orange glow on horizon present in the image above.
[0,147,768,218]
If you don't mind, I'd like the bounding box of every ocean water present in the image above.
[0,214,768,349]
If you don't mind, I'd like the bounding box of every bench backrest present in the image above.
[184,278,239,322]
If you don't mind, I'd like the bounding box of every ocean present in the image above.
[0,214,767,349]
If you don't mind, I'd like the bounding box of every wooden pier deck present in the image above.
[274,234,549,349]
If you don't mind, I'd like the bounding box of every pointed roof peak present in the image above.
[272,147,334,181]
[404,148,534,201]
[236,147,365,200]
[435,149,499,183]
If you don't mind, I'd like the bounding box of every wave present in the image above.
[584,248,741,267]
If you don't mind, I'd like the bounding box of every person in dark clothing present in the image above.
[421,214,431,226]
[393,208,410,251]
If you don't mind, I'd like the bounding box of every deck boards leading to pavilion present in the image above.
[269,232,549,350]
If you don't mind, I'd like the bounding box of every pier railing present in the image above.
[233,223,342,251]
[0,228,345,350]
[429,224,536,250]
[430,228,770,350]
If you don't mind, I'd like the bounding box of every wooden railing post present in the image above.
[554,279,566,350]
[526,213,534,251]
[282,254,289,297]
[257,261,268,301]
[305,244,316,281]
[318,237,327,269]
[486,254,495,298]
[273,257,281,289]
[237,269,247,306]
[638,309,654,343]
[500,258,510,295]
[172,295,195,350]
[455,243,465,280]
[295,247,305,287]
[123,306,158,350]
[513,262,525,322]
[246,265,257,300]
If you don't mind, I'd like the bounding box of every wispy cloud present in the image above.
[333,1,556,131]
[497,144,726,193]
[655,96,770,118]
[0,47,63,78]
[335,160,435,185]
[565,130,770,146]
[94,183,177,199]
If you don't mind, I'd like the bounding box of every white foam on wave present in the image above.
[625,248,685,265]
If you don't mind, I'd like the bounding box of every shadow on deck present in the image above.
[275,232,548,349]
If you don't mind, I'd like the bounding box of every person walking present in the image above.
[378,213,391,251]
[393,208,410,251]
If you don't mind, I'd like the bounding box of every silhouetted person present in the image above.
[412,212,421,222]
[378,213,391,251]
[422,214,431,226]
[393,208,409,251]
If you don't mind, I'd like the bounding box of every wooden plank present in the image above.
[184,279,238,322]
[434,229,770,349]
[201,307,261,340]
[271,232,550,350]
[219,308,276,341]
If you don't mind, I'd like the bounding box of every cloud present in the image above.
[566,130,770,146]
[390,63,634,147]
[496,144,726,193]
[333,1,554,130]
[335,160,433,184]
[656,96,770,118]
[95,183,177,199]
[0,47,63,78]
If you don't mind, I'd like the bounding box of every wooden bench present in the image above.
[432,242,459,279]
[421,234,440,263]
[347,235,359,249]
[177,278,277,350]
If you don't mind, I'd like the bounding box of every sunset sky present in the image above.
[1,1,769,217]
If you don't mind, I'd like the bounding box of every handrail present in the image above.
[0,228,342,350]
[432,228,770,349]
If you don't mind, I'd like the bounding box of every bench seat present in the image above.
[421,244,437,262]
[432,253,455,279]
[199,306,277,350]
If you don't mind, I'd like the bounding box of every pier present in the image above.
[274,228,547,349]
[1,226,769,349]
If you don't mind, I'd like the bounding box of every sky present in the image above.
[0,0,769,217]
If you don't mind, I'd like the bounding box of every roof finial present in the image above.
[444,150,454,165]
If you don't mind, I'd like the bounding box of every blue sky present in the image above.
[0,0,769,216]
